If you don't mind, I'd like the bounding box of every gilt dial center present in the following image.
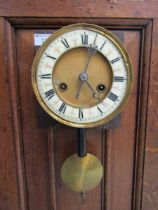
[52,47,112,108]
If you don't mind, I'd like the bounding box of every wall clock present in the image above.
[32,23,133,194]
[32,23,133,128]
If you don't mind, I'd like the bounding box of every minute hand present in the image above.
[76,46,97,99]
[83,46,96,73]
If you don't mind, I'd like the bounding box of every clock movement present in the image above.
[32,23,133,193]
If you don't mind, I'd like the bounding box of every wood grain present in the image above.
[0,18,20,210]
[7,17,151,28]
[133,21,153,210]
[106,30,141,210]
[5,19,28,210]
[0,16,155,210]
[0,0,158,18]
[142,19,158,210]
[16,30,52,210]
[14,25,147,210]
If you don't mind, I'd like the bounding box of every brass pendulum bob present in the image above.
[61,128,103,192]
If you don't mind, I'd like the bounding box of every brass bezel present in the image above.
[32,23,133,128]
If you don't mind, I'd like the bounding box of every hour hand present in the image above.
[76,73,88,99]
[86,81,100,100]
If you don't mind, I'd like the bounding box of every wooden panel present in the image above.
[0,0,156,209]
[7,18,150,28]
[0,18,20,210]
[0,14,153,210]
[106,31,141,210]
[14,26,143,210]
[15,30,52,210]
[142,19,158,210]
[0,0,158,18]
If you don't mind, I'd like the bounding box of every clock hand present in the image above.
[76,46,97,99]
[86,80,100,100]
[76,80,83,99]
[83,46,97,73]
[76,72,88,99]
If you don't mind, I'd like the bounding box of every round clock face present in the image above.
[32,23,133,128]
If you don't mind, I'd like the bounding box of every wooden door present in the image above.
[0,2,158,210]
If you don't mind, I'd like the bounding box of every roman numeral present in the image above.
[111,57,121,64]
[100,40,106,50]
[40,74,51,79]
[97,106,103,115]
[108,92,118,102]
[59,103,67,114]
[81,33,88,45]
[61,38,70,48]
[79,109,84,120]
[45,89,55,100]
[93,34,98,45]
[114,76,126,82]
[45,53,56,60]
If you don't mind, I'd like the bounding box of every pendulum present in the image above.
[61,128,103,192]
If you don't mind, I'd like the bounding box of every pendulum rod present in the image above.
[77,128,87,205]
[77,128,87,157]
